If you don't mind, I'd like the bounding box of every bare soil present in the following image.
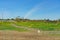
[0,30,60,40]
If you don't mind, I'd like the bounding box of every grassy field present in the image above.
[0,21,60,40]
[15,21,60,31]
[0,21,60,31]
[0,22,27,32]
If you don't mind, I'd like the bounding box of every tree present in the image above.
[15,16,20,22]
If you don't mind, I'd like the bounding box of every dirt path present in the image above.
[11,24,60,34]
[0,30,60,40]
[11,24,40,33]
[0,23,58,40]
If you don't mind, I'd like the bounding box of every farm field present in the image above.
[0,21,60,40]
[15,21,60,31]
[0,0,60,40]
[0,21,60,31]
[0,22,28,32]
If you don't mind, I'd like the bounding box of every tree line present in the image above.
[0,16,60,23]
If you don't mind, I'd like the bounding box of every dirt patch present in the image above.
[0,30,60,40]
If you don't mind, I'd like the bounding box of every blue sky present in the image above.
[0,0,60,20]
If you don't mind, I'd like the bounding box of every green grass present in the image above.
[15,21,60,31]
[0,21,60,31]
[0,21,60,36]
[0,22,28,32]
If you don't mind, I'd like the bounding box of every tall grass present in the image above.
[15,21,60,31]
[0,22,27,32]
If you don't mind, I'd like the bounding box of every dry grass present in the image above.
[0,30,60,40]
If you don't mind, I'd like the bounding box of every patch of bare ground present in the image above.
[0,30,60,40]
